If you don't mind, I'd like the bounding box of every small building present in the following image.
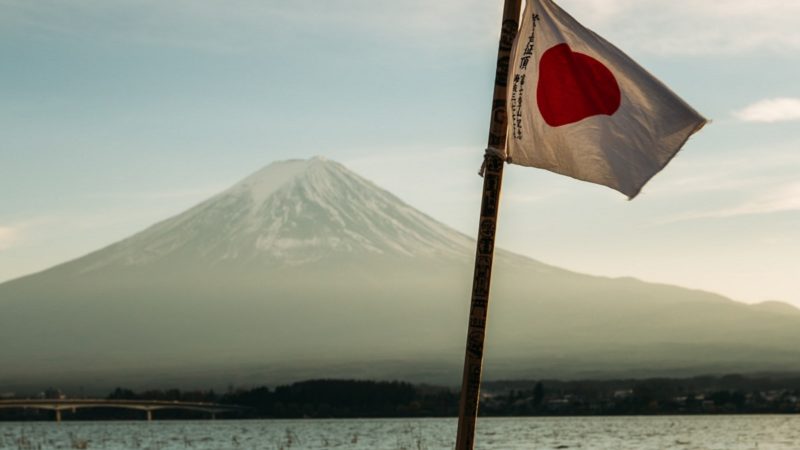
[613,389,633,399]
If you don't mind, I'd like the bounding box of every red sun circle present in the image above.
[536,43,621,127]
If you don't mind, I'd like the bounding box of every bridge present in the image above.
[0,399,248,422]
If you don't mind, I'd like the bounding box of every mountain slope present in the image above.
[1,157,799,390]
[57,157,480,273]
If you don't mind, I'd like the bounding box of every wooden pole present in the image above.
[455,0,521,448]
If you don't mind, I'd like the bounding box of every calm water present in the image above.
[1,416,799,450]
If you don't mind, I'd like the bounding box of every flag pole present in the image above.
[455,0,521,448]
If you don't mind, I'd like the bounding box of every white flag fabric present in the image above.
[506,0,707,199]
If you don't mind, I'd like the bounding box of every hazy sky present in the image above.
[1,0,798,306]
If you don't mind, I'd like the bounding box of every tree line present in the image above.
[2,374,800,420]
[108,375,800,418]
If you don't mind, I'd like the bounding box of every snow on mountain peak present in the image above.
[226,158,312,205]
[77,157,475,272]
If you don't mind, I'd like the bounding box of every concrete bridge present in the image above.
[0,399,248,422]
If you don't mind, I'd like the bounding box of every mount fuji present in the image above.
[2,157,800,391]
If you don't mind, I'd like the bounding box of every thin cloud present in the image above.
[734,98,800,123]
[561,0,800,55]
[662,182,800,223]
[650,144,800,191]
[0,227,19,251]
[647,144,800,224]
[344,145,479,199]
[86,186,224,202]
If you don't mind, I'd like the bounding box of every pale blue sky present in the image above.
[1,0,799,305]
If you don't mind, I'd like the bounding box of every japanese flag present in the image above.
[506,0,707,199]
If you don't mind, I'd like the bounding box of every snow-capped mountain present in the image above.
[72,157,477,273]
[1,157,800,391]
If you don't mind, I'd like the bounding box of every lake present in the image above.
[1,416,799,449]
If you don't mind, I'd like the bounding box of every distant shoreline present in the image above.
[2,374,799,421]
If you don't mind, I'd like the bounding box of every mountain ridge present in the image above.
[1,157,799,390]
